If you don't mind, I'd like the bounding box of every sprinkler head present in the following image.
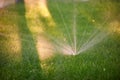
[72,53,76,56]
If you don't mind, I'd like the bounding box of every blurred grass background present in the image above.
[0,0,120,80]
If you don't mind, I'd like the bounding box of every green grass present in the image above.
[0,1,120,80]
[43,36,120,80]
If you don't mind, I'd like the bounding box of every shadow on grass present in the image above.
[0,1,44,80]
[16,1,44,80]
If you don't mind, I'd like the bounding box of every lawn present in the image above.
[0,1,120,80]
